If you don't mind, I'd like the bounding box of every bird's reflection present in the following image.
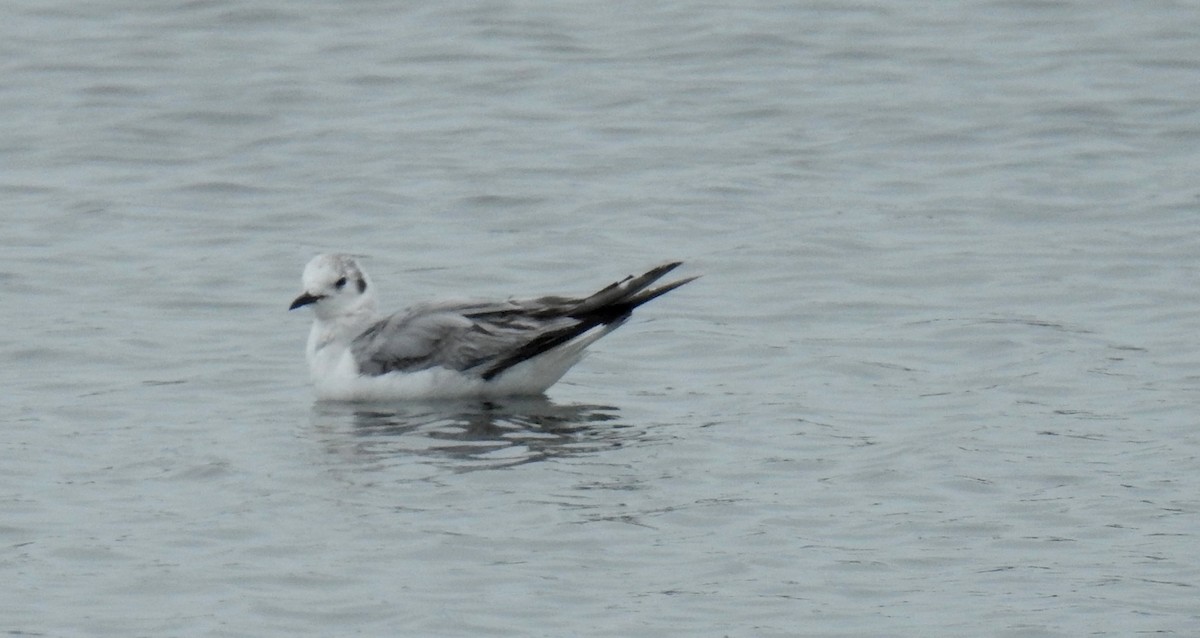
[311,396,635,471]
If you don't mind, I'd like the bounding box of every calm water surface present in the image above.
[3,1,1198,636]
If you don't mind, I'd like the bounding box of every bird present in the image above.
[288,254,697,401]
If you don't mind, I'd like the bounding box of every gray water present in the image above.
[3,1,1198,636]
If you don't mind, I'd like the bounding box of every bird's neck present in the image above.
[308,297,379,357]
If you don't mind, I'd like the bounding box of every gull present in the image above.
[289,254,697,401]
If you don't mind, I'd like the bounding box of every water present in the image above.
[3,0,1198,635]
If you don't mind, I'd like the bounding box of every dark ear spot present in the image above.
[357,278,367,293]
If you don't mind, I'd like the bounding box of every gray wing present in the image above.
[350,262,697,379]
[349,298,579,377]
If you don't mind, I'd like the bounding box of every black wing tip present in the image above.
[480,262,697,382]
[644,261,684,279]
[623,261,696,300]
[625,273,698,308]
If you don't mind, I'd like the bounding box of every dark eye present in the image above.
[335,277,348,289]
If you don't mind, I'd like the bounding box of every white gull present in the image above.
[289,254,696,401]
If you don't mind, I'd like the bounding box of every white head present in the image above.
[288,254,378,322]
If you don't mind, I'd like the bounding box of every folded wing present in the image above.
[350,262,697,380]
